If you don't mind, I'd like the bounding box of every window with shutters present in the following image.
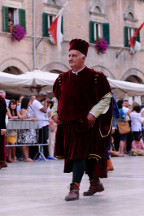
[3,6,26,33]
[48,14,56,31]
[43,13,55,37]
[124,26,140,47]
[43,13,63,38]
[94,23,102,40]
[128,28,135,39]
[89,21,110,45]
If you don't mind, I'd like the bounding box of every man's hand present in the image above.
[52,115,63,124]
[87,113,96,127]
[1,130,6,136]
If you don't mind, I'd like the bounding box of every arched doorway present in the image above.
[3,66,23,75]
[124,75,143,105]
[125,75,143,84]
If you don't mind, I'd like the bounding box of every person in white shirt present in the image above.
[32,92,50,159]
[130,105,144,142]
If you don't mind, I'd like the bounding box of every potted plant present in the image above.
[11,24,26,42]
[95,38,108,54]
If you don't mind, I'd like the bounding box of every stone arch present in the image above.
[94,6,101,14]
[89,0,105,15]
[42,62,69,73]
[3,66,23,75]
[121,68,144,83]
[90,65,115,78]
[128,12,134,19]
[124,7,138,22]
[0,58,30,74]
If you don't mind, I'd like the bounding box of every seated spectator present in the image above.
[109,137,123,157]
[131,139,144,156]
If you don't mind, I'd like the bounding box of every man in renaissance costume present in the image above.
[52,38,112,201]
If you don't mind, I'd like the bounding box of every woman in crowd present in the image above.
[0,91,7,169]
[117,99,130,156]
[130,105,144,155]
[18,97,37,162]
[7,99,22,162]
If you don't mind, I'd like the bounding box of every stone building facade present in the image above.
[0,0,144,92]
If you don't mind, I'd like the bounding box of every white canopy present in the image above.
[108,78,144,98]
[0,70,144,98]
[0,70,59,96]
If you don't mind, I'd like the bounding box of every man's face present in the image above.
[68,50,85,71]
[123,101,129,107]
[39,96,46,102]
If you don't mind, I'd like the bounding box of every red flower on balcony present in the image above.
[95,38,108,54]
[11,24,26,42]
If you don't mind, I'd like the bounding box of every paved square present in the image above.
[0,157,144,216]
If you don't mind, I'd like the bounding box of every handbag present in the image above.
[117,121,131,135]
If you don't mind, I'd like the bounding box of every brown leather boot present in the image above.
[83,178,104,196]
[107,158,114,171]
[65,183,80,201]
[0,161,8,169]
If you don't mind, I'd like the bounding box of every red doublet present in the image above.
[53,67,112,178]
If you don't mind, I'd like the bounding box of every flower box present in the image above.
[11,24,26,42]
[95,38,108,54]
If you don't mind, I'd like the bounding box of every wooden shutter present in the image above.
[43,13,48,37]
[102,23,110,45]
[89,21,94,43]
[134,28,140,42]
[61,16,63,34]
[124,26,129,47]
[19,9,26,32]
[3,6,9,32]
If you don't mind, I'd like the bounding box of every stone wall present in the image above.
[0,0,143,86]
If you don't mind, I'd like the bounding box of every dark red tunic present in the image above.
[53,67,112,178]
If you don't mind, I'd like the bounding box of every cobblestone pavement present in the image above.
[0,157,144,216]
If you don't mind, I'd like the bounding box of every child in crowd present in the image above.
[7,99,21,162]
[131,138,144,156]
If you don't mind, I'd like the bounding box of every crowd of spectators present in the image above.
[110,99,144,158]
[0,90,57,169]
[0,89,144,170]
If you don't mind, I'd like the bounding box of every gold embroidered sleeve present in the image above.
[90,92,112,118]
[51,97,58,117]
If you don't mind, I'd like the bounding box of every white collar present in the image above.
[72,66,85,75]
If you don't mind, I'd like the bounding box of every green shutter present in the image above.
[61,16,63,34]
[43,13,48,37]
[3,6,9,32]
[19,9,26,32]
[134,28,140,42]
[124,26,129,47]
[102,23,110,45]
[89,21,94,43]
